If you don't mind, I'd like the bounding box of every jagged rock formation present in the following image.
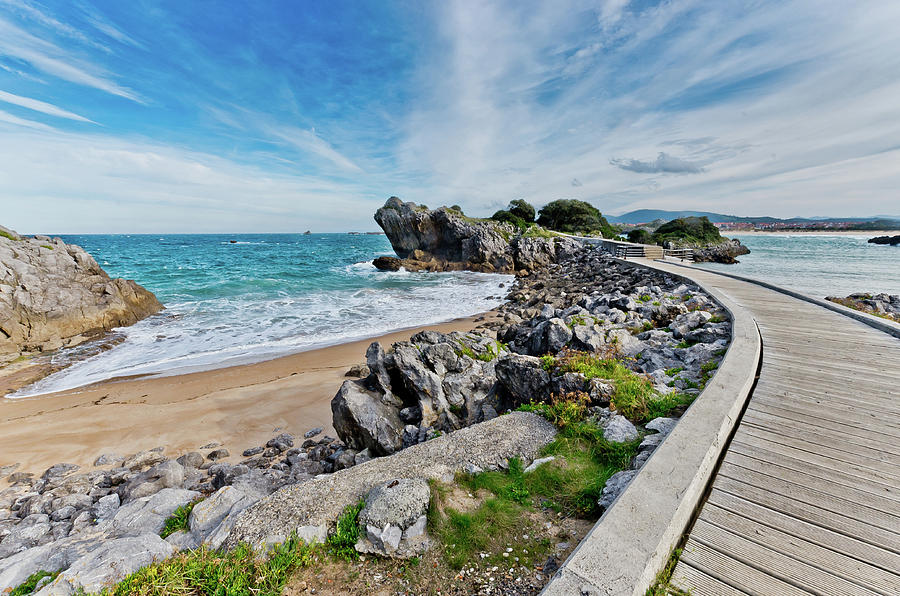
[690,238,751,264]
[373,197,581,273]
[826,293,900,322]
[0,227,162,361]
[868,234,900,245]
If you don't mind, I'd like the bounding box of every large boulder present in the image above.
[0,227,162,359]
[495,354,551,406]
[331,380,405,456]
[355,478,431,558]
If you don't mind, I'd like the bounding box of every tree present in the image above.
[507,199,535,223]
[652,216,724,245]
[536,199,619,237]
[627,229,653,244]
[490,209,528,230]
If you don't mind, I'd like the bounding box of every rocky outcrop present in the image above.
[688,239,751,264]
[373,197,580,273]
[826,292,900,322]
[868,234,900,245]
[0,227,162,361]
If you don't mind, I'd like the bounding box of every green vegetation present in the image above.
[490,209,530,231]
[664,366,683,376]
[644,392,696,421]
[646,548,690,596]
[456,339,506,362]
[0,229,17,241]
[40,244,53,250]
[10,571,60,596]
[109,538,318,596]
[508,199,536,222]
[652,216,725,246]
[536,199,620,238]
[326,500,364,561]
[708,314,726,323]
[160,499,201,539]
[521,224,558,239]
[627,229,653,244]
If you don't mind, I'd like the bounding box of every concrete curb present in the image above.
[541,258,762,596]
[657,258,900,339]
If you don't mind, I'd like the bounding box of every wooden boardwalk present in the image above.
[650,263,900,595]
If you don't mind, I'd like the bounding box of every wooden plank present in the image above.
[749,394,900,438]
[731,433,900,489]
[699,504,900,593]
[742,407,900,453]
[717,461,900,532]
[714,475,900,554]
[756,368,899,393]
[761,355,900,385]
[708,489,900,574]
[669,561,749,596]
[722,451,900,516]
[753,381,900,415]
[691,519,885,595]
[752,387,900,427]
[735,424,900,481]
[678,539,814,596]
[740,415,900,466]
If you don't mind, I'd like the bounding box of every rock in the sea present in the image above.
[0,227,162,358]
[868,234,900,245]
[372,255,402,271]
[690,239,751,264]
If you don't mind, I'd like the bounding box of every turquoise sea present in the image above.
[695,233,899,297]
[14,234,511,397]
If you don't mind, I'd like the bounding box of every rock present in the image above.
[92,454,122,467]
[355,478,431,558]
[372,255,402,271]
[121,449,167,471]
[331,379,405,456]
[7,471,33,484]
[304,427,324,439]
[42,535,175,595]
[495,353,551,406]
[241,447,264,457]
[868,234,900,246]
[345,363,370,377]
[206,448,230,461]
[670,311,713,339]
[41,464,79,480]
[691,239,750,263]
[598,469,638,511]
[224,412,555,550]
[646,417,678,435]
[545,318,573,352]
[92,494,120,522]
[524,456,556,473]
[111,488,200,536]
[188,484,266,549]
[120,460,185,501]
[176,452,204,468]
[603,415,639,443]
[0,227,162,358]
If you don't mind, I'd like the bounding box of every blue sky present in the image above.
[1,0,899,232]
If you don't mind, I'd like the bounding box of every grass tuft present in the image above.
[326,500,364,561]
[160,499,201,539]
[10,570,60,596]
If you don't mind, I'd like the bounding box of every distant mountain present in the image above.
[607,209,900,226]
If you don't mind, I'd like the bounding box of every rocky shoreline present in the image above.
[0,232,732,593]
[826,292,900,322]
[0,225,162,393]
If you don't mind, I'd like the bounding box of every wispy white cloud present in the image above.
[0,107,54,131]
[0,16,141,102]
[0,89,94,122]
[265,125,364,173]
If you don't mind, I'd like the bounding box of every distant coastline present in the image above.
[727,229,898,236]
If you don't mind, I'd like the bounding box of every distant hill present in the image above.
[607,209,900,226]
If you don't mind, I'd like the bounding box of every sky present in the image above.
[0,0,899,233]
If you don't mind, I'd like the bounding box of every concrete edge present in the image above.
[659,258,900,339]
[541,258,762,596]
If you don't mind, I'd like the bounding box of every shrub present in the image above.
[627,229,653,244]
[490,209,529,231]
[652,216,724,246]
[160,499,201,538]
[536,199,619,238]
[507,199,536,222]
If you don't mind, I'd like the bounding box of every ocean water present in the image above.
[694,233,899,298]
[13,234,511,397]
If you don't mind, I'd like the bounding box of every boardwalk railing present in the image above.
[663,247,695,261]
[564,235,665,259]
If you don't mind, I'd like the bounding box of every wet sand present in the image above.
[0,313,499,480]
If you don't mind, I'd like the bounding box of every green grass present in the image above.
[521,224,558,239]
[456,339,506,362]
[40,244,53,250]
[160,499,201,539]
[645,548,691,596]
[0,230,17,241]
[644,392,696,421]
[109,538,318,596]
[708,314,726,323]
[326,500,364,561]
[547,350,658,420]
[699,360,719,387]
[664,367,683,377]
[10,570,60,596]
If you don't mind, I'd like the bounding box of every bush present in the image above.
[490,209,529,231]
[627,229,653,244]
[507,199,536,223]
[652,216,724,246]
[536,199,619,237]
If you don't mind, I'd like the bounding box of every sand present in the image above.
[0,313,499,480]
[727,229,898,236]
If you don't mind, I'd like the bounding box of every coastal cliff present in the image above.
[0,226,162,362]
[373,197,581,273]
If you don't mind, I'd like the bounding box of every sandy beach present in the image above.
[0,312,499,481]
[727,229,898,236]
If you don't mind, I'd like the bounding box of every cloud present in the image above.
[0,90,94,122]
[264,125,363,173]
[0,108,54,131]
[610,152,704,174]
[0,17,141,102]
